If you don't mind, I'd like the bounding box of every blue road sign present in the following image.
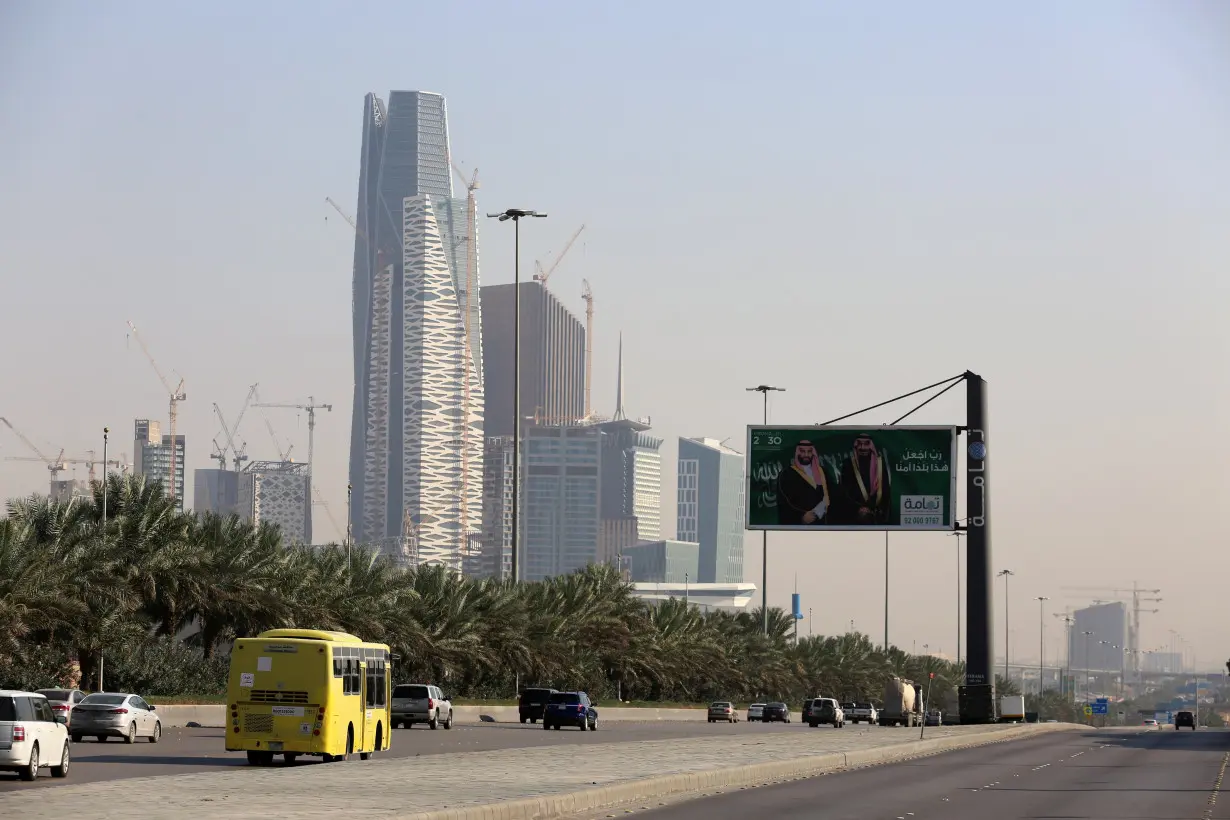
[1091,702,1108,715]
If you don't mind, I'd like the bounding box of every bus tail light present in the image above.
[312,729,320,736]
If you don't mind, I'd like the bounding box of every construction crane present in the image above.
[252,396,331,475]
[262,417,294,462]
[581,279,595,418]
[212,384,258,471]
[4,451,124,486]
[0,417,66,484]
[312,484,345,543]
[126,321,186,502]
[451,161,481,554]
[533,224,586,287]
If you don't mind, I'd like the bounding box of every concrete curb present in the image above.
[396,723,1080,820]
[154,704,712,728]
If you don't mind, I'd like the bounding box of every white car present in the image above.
[1143,718,1159,728]
[747,703,766,722]
[68,692,162,743]
[0,690,71,781]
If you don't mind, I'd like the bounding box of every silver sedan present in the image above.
[68,693,162,744]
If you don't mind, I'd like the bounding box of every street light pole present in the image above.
[746,384,784,636]
[997,569,1014,685]
[346,482,352,568]
[952,532,963,664]
[1082,630,1093,703]
[487,208,547,583]
[1036,596,1048,695]
[100,426,109,693]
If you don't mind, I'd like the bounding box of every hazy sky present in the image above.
[2,1,1227,667]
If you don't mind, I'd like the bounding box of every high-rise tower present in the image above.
[348,90,483,568]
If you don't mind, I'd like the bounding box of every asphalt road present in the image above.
[620,726,1230,820]
[0,718,806,791]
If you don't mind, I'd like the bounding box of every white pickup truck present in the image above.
[846,702,879,725]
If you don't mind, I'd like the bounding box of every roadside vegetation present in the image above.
[0,473,990,708]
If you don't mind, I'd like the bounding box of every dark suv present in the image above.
[543,691,597,731]
[1175,710,1196,730]
[518,688,557,724]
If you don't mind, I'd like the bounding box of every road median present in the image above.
[1,721,1079,819]
[400,722,1079,820]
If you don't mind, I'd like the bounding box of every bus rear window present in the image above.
[393,685,429,699]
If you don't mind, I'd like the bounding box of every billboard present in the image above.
[746,425,957,531]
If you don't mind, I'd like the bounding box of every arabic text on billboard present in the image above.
[746,425,956,531]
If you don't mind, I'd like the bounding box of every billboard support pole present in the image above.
[959,371,996,724]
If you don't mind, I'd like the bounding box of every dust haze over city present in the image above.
[1,0,1227,670]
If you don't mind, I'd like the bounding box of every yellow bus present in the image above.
[225,628,392,765]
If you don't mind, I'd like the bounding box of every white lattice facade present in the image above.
[399,194,483,568]
[240,462,312,545]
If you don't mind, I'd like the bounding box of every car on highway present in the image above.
[35,689,87,727]
[707,702,739,723]
[807,698,844,728]
[746,703,766,722]
[1175,710,1196,730]
[392,684,453,730]
[762,702,792,723]
[518,687,557,724]
[847,702,879,724]
[544,691,598,731]
[0,690,71,780]
[69,693,161,744]
[1142,718,1158,728]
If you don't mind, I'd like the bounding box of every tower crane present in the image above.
[450,161,481,554]
[533,224,586,287]
[262,417,294,461]
[252,396,331,476]
[581,279,595,418]
[212,384,258,471]
[0,417,66,485]
[126,321,186,502]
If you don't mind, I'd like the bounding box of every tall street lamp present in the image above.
[487,208,547,583]
[1036,596,1048,696]
[746,384,784,636]
[1082,630,1094,703]
[997,569,1014,684]
[951,531,963,664]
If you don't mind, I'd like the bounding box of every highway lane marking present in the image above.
[1204,751,1228,820]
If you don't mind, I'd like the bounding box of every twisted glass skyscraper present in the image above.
[348,90,483,567]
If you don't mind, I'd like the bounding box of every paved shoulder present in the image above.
[0,724,1061,820]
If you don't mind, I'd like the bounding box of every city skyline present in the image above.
[2,3,1226,661]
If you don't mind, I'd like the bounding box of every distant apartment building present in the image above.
[477,436,514,579]
[522,423,602,581]
[1069,602,1128,672]
[133,419,186,511]
[50,479,91,504]
[623,539,700,584]
[677,437,746,584]
[596,337,662,563]
[238,461,312,545]
[194,468,241,516]
[480,281,586,435]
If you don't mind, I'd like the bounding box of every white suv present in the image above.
[0,690,71,781]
